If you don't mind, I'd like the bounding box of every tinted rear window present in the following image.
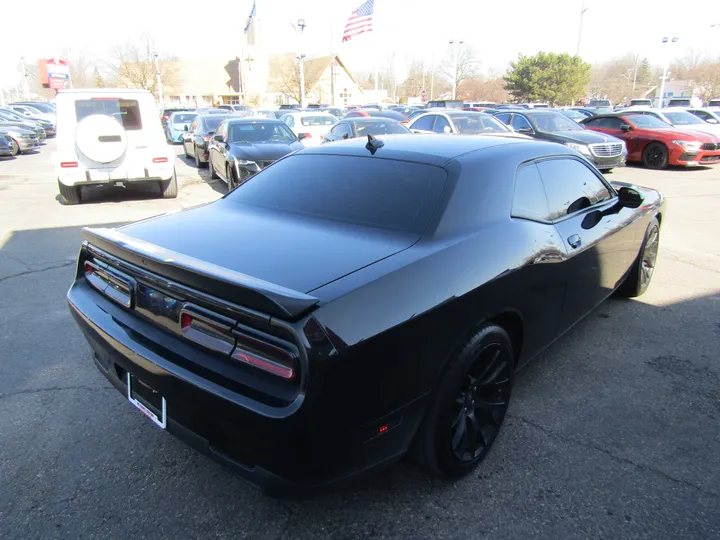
[75,99,142,130]
[172,113,197,123]
[300,116,335,126]
[227,155,447,234]
[203,115,230,130]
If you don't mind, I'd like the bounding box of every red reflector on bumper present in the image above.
[152,157,168,163]
[231,349,295,380]
[61,161,78,168]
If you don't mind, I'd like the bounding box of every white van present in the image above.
[54,88,176,204]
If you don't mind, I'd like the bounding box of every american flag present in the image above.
[342,0,374,42]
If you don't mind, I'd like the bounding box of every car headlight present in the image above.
[235,159,256,166]
[672,140,702,151]
[566,142,592,156]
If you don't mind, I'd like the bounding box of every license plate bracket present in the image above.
[126,373,166,429]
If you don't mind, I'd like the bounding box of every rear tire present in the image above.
[413,323,513,478]
[9,139,20,156]
[58,180,81,205]
[642,142,668,170]
[617,217,660,298]
[159,171,178,199]
[210,160,219,179]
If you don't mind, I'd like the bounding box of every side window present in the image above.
[412,115,436,131]
[512,163,550,222]
[433,116,452,133]
[536,158,613,220]
[332,123,352,139]
[285,116,295,127]
[495,113,512,124]
[510,114,532,131]
[588,117,623,129]
[189,120,197,132]
[693,111,711,121]
[215,122,227,140]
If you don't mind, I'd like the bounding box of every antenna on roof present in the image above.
[365,134,384,155]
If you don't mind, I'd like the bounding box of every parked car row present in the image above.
[0,101,56,158]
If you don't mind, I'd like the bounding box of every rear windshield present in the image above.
[663,111,704,125]
[75,99,142,130]
[448,113,509,133]
[300,116,335,126]
[227,155,447,234]
[229,122,296,143]
[355,121,409,136]
[202,115,230,130]
[172,113,197,124]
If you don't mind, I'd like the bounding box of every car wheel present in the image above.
[184,143,191,159]
[159,170,178,199]
[617,217,660,298]
[9,139,20,156]
[413,323,513,478]
[210,160,219,179]
[194,146,206,168]
[642,142,668,170]
[58,180,82,205]
[599,168,612,173]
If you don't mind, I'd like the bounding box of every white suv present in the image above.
[54,88,176,204]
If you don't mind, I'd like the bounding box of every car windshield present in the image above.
[229,122,296,143]
[532,113,583,132]
[22,103,53,113]
[663,111,705,125]
[226,155,447,234]
[355,121,409,136]
[561,109,587,120]
[1,109,25,121]
[448,113,510,133]
[202,115,230,130]
[300,116,335,126]
[172,113,197,124]
[626,114,670,129]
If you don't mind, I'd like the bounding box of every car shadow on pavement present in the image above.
[625,162,715,173]
[1,222,719,539]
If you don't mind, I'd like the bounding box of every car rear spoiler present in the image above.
[82,227,319,320]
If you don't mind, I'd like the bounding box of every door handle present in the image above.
[567,234,582,249]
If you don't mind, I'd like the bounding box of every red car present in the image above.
[345,109,410,124]
[580,113,720,169]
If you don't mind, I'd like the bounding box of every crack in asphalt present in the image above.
[0,385,113,401]
[509,414,720,500]
[0,261,75,283]
[664,254,720,275]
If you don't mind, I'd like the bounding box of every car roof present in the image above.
[225,118,284,124]
[298,133,540,166]
[344,117,401,123]
[285,111,335,117]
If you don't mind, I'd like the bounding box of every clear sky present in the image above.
[1,0,720,89]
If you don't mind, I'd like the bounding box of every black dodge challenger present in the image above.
[67,135,664,493]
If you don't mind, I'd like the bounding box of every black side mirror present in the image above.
[297,133,307,140]
[184,125,189,131]
[517,127,533,134]
[342,133,349,140]
[617,186,643,208]
[213,134,223,142]
[621,124,632,132]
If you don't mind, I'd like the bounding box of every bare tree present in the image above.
[590,54,659,104]
[459,76,509,102]
[671,53,720,102]
[268,54,324,104]
[110,34,180,96]
[440,44,480,96]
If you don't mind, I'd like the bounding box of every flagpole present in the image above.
[374,0,379,95]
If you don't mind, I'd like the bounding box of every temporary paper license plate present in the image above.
[126,373,166,429]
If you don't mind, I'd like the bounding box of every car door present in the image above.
[183,119,197,154]
[536,157,638,330]
[509,114,534,136]
[584,117,636,152]
[209,121,227,174]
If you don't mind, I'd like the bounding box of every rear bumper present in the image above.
[57,163,175,186]
[67,280,426,494]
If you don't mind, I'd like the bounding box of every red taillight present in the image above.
[231,349,295,380]
[61,161,78,168]
[202,136,211,142]
[303,132,312,138]
[152,157,168,163]
[378,424,389,435]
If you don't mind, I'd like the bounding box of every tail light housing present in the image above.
[152,157,168,163]
[60,161,79,168]
[84,260,133,308]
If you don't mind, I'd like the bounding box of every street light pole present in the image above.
[576,0,588,57]
[297,19,307,108]
[154,52,164,110]
[657,37,678,108]
[20,57,30,100]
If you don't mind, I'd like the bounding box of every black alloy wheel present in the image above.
[642,142,668,170]
[450,343,511,463]
[414,323,514,478]
[618,217,660,297]
[194,146,204,168]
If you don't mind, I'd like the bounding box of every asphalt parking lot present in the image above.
[1,141,719,540]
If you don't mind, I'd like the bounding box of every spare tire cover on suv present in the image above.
[75,114,128,164]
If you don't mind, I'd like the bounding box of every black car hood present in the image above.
[119,200,418,294]
[229,141,304,161]
[540,130,621,144]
